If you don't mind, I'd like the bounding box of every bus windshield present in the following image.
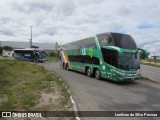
[111,33,137,50]
[97,33,137,50]
[37,50,48,59]
[118,53,140,70]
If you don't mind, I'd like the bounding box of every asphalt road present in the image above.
[43,62,160,120]
[141,64,160,82]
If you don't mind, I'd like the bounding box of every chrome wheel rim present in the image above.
[87,69,91,76]
[95,70,100,79]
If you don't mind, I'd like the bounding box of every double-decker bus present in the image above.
[14,48,48,62]
[59,32,149,82]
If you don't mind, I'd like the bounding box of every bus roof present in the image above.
[63,32,129,45]
[14,48,44,51]
[96,32,131,36]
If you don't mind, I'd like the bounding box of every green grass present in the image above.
[141,60,160,68]
[47,56,59,62]
[0,60,70,111]
[141,76,160,83]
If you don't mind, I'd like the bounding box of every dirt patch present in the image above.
[32,91,60,111]
[0,94,8,103]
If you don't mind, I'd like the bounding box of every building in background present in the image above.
[2,50,14,57]
[150,56,160,60]
[1,41,55,50]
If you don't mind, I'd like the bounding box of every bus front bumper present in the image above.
[118,76,140,81]
[39,58,47,62]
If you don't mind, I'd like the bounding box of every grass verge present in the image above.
[141,60,160,68]
[141,76,160,83]
[0,59,71,111]
[47,56,59,62]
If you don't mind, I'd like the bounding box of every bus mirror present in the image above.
[138,48,150,58]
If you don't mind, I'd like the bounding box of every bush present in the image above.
[3,46,13,51]
[140,51,146,60]
[49,52,59,58]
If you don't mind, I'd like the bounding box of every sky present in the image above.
[0,0,160,55]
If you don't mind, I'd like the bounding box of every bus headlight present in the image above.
[119,72,125,75]
[137,69,141,74]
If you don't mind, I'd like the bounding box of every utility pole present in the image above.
[30,26,33,48]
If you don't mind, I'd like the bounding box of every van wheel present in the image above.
[87,68,92,77]
[95,69,101,80]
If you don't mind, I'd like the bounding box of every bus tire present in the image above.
[95,69,101,80]
[64,64,67,70]
[66,64,70,71]
[86,67,92,77]
[63,63,65,69]
[64,63,68,70]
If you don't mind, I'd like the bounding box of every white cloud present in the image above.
[129,28,160,56]
[0,0,160,55]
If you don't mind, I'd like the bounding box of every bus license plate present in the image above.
[131,78,135,80]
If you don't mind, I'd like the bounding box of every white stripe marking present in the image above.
[66,87,80,120]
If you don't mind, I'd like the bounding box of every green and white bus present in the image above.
[59,32,149,82]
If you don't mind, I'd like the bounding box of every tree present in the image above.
[140,51,146,60]
[49,52,59,58]
[3,46,13,50]
[0,47,3,55]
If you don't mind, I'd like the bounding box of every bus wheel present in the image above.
[95,69,101,80]
[64,64,67,70]
[87,68,92,77]
[66,64,70,71]
[63,63,65,69]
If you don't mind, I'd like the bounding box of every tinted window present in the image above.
[37,51,48,58]
[14,50,34,56]
[96,33,137,50]
[111,33,137,50]
[118,53,140,70]
[101,48,118,67]
[14,50,35,59]
[68,55,99,65]
[97,34,114,47]
[64,37,96,49]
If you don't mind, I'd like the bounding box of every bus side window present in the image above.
[101,48,118,67]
